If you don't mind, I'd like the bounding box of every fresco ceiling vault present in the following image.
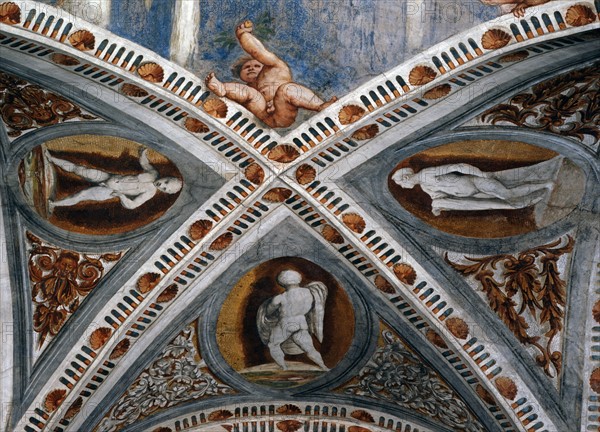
[0,1,599,431]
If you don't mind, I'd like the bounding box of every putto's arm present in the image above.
[116,190,155,209]
[265,298,280,316]
[446,163,488,177]
[236,21,284,67]
[139,148,159,177]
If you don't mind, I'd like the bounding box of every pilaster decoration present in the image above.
[95,322,234,432]
[476,63,600,151]
[445,235,574,379]
[27,232,123,350]
[341,324,485,432]
[0,70,99,139]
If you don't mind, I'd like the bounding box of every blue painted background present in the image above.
[41,0,502,100]
[109,0,174,59]
[191,0,500,97]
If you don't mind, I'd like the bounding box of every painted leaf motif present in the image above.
[480,64,600,147]
[446,236,573,377]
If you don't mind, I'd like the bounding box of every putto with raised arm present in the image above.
[206,21,337,128]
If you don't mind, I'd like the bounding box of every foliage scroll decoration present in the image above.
[445,235,574,378]
[96,323,233,431]
[343,328,485,432]
[480,64,600,148]
[28,232,122,348]
[0,71,97,138]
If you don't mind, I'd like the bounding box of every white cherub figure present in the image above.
[256,269,329,371]
[392,159,562,216]
[47,147,182,211]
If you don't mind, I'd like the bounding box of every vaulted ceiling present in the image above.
[1,1,599,432]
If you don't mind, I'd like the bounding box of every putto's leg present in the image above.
[206,75,269,121]
[205,72,227,97]
[276,83,337,112]
[269,83,336,127]
[48,156,111,183]
[292,331,329,371]
[474,177,553,201]
[228,83,269,119]
[49,186,114,210]
[267,326,289,370]
[267,342,287,370]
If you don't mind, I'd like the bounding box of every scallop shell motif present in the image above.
[137,62,164,83]
[208,409,233,421]
[393,263,416,285]
[0,2,20,24]
[351,410,374,423]
[374,275,395,294]
[277,420,303,432]
[120,83,148,97]
[409,65,437,86]
[338,104,366,125]
[109,338,130,360]
[495,376,517,400]
[203,98,228,118]
[348,427,372,432]
[322,224,344,244]
[476,384,497,405]
[44,389,67,412]
[566,5,596,27]
[210,232,233,251]
[342,213,366,233]
[426,329,448,349]
[276,404,302,414]
[184,117,209,133]
[51,53,80,66]
[351,124,379,140]
[591,368,600,393]
[593,300,600,324]
[157,284,179,303]
[481,29,512,50]
[68,30,95,51]
[498,50,529,63]
[245,163,264,185]
[190,219,213,240]
[296,164,316,185]
[445,317,469,339]
[89,327,112,350]
[423,84,452,100]
[137,272,161,294]
[263,188,292,203]
[268,144,300,163]
[64,397,83,419]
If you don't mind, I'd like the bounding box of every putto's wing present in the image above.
[256,299,276,346]
[306,281,328,342]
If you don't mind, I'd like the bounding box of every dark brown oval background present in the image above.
[388,140,584,238]
[19,135,183,236]
[216,257,355,376]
